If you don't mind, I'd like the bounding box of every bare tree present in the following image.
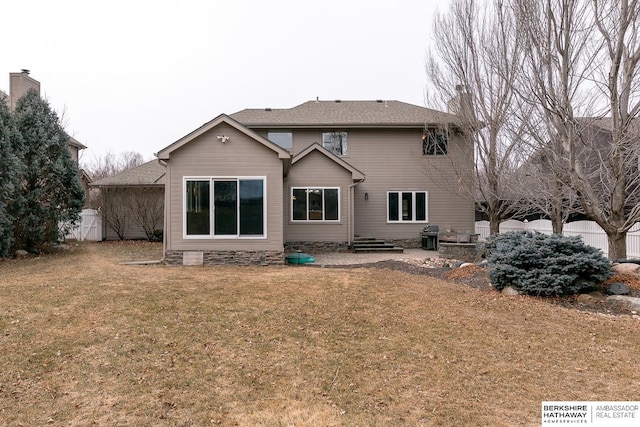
[515,0,640,258]
[130,187,164,240]
[83,150,145,181]
[97,187,131,240]
[83,150,146,210]
[425,0,529,235]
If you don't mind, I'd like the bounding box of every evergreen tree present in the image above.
[0,94,23,257]
[13,89,85,249]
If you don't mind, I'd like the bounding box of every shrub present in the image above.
[486,231,611,296]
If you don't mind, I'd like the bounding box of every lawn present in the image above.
[1,241,639,426]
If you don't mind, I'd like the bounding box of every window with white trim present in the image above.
[322,132,347,156]
[267,131,292,149]
[184,177,265,238]
[292,187,340,221]
[387,191,428,222]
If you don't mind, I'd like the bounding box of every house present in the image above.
[89,160,166,240]
[156,99,475,265]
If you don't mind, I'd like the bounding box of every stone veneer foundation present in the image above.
[284,241,350,253]
[164,250,285,266]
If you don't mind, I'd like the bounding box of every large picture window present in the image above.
[184,177,265,238]
[292,187,339,221]
[322,132,347,156]
[387,191,428,222]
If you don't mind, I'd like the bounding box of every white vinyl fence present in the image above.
[64,209,102,241]
[475,219,640,259]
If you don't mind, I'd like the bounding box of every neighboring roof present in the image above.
[292,143,365,182]
[89,160,166,187]
[155,114,291,163]
[230,100,460,128]
[68,136,87,150]
[577,117,640,135]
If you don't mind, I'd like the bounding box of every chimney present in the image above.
[447,84,473,118]
[9,70,40,111]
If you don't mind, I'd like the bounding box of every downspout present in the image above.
[158,158,168,263]
[348,177,365,247]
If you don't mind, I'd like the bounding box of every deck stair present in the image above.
[352,237,404,253]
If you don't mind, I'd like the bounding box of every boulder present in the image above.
[606,295,640,312]
[502,286,520,296]
[606,282,630,295]
[577,294,596,304]
[587,291,607,301]
[611,262,640,275]
[15,249,29,258]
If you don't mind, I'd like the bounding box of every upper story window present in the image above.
[267,131,292,150]
[323,131,348,156]
[292,187,340,221]
[422,128,447,155]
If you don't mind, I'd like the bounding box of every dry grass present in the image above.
[1,241,639,426]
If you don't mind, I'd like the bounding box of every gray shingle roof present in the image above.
[230,100,459,128]
[89,160,166,187]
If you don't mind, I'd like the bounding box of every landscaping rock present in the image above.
[611,262,640,275]
[587,291,607,301]
[577,294,596,304]
[15,249,29,258]
[502,286,520,296]
[606,296,640,312]
[460,262,475,268]
[607,282,630,295]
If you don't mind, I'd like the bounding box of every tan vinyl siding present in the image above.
[285,151,353,242]
[166,123,284,251]
[259,126,474,240]
[345,128,474,239]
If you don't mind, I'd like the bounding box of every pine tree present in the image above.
[13,89,85,250]
[0,94,23,257]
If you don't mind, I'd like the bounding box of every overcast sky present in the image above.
[3,0,447,165]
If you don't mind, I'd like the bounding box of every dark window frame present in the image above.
[422,128,448,155]
[291,187,340,222]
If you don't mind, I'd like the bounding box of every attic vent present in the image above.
[335,99,341,103]
[376,99,383,103]
[265,108,272,111]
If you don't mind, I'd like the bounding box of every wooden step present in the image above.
[354,246,404,253]
[352,237,404,253]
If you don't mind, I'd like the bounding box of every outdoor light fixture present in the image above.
[365,192,369,200]
[217,135,230,143]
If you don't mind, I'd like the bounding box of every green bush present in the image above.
[486,231,611,296]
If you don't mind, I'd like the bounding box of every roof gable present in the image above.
[292,143,365,182]
[230,100,460,128]
[155,114,291,161]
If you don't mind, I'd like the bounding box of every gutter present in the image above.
[158,159,168,263]
[348,177,365,247]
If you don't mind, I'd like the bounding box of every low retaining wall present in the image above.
[284,241,350,253]
[438,242,478,262]
[165,250,285,266]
